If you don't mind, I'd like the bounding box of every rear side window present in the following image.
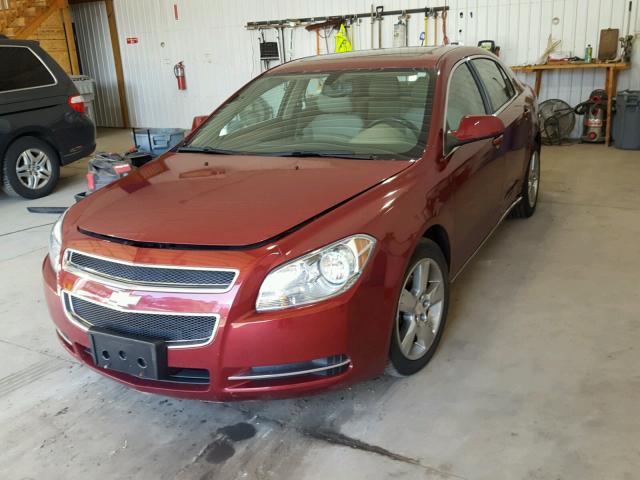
[446,63,486,131]
[0,46,56,93]
[472,58,515,112]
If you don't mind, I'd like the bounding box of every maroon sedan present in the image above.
[43,46,539,401]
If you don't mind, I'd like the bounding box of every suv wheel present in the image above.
[2,137,60,199]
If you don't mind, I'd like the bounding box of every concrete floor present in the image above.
[1,129,639,479]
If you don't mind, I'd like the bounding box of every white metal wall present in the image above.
[114,0,640,134]
[71,1,124,128]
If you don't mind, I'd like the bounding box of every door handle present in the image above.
[492,135,504,149]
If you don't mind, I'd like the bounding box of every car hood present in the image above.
[75,152,411,247]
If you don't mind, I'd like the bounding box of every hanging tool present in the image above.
[423,8,431,47]
[393,11,410,47]
[442,8,449,45]
[289,28,294,59]
[275,26,285,62]
[305,18,342,54]
[335,23,353,52]
[376,6,384,48]
[370,5,375,49]
[620,1,634,62]
[351,16,360,50]
[434,10,438,45]
[288,22,295,60]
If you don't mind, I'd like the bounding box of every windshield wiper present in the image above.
[177,147,375,160]
[176,146,238,155]
[268,151,376,160]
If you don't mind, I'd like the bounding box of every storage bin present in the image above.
[133,128,185,156]
[612,90,640,150]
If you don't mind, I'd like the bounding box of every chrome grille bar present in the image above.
[64,249,238,293]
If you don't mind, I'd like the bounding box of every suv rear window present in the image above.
[0,46,56,93]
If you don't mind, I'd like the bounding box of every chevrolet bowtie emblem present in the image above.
[109,291,141,308]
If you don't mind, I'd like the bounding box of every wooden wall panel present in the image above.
[28,11,73,74]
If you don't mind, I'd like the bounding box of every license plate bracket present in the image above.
[89,327,167,380]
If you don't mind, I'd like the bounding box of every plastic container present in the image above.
[71,75,97,134]
[87,153,132,192]
[133,128,185,156]
[613,90,640,150]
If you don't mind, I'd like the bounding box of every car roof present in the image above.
[0,38,41,48]
[270,45,489,74]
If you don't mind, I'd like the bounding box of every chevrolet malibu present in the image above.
[43,46,540,401]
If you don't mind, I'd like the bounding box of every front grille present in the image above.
[65,293,217,345]
[65,250,237,291]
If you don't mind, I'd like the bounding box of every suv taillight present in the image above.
[68,95,86,114]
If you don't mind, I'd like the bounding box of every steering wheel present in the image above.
[368,117,421,138]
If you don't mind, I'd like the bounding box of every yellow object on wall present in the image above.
[335,24,352,53]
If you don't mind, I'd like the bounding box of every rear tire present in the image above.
[2,136,60,199]
[387,239,450,376]
[512,149,540,218]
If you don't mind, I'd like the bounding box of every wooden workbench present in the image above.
[511,62,630,146]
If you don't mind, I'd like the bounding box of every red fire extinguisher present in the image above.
[174,61,186,90]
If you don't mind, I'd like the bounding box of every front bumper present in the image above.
[42,242,391,401]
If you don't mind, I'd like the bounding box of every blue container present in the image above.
[133,128,185,156]
[612,91,640,150]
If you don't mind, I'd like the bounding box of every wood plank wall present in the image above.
[28,9,77,74]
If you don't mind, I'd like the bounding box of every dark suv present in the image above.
[0,38,95,199]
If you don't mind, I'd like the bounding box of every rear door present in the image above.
[443,61,504,264]
[470,57,527,208]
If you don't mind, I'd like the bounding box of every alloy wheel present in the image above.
[527,151,540,208]
[396,258,445,361]
[16,149,53,190]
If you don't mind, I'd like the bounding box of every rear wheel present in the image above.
[387,239,450,376]
[2,136,60,199]
[512,149,540,218]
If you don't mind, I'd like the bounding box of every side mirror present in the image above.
[445,115,505,154]
[191,115,208,132]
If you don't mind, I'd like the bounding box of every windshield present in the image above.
[185,68,435,160]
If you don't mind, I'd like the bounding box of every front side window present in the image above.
[0,46,56,92]
[472,58,515,112]
[446,63,486,131]
[187,68,435,160]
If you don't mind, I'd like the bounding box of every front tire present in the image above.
[388,239,450,376]
[512,148,540,218]
[2,136,60,199]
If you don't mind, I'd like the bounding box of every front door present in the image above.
[443,61,505,266]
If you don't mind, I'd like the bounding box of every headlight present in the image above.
[256,234,376,311]
[48,209,68,272]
